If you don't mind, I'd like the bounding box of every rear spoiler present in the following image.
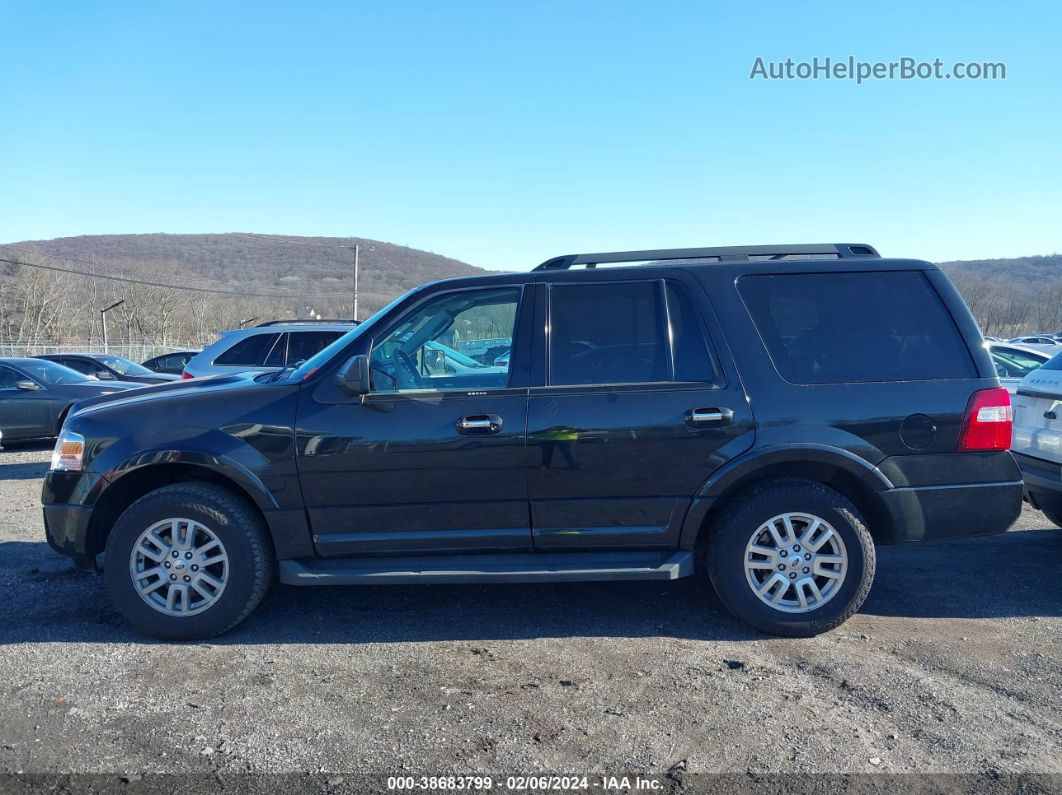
[1016,387,1062,401]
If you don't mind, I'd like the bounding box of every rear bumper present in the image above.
[1012,451,1062,513]
[878,480,1023,542]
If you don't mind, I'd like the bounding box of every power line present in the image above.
[0,256,338,301]
[0,241,341,301]
[0,242,307,294]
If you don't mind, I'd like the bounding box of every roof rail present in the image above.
[534,243,880,271]
[256,319,357,327]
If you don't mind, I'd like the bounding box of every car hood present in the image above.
[137,372,182,382]
[65,380,144,394]
[68,371,261,416]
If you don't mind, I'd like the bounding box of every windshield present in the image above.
[94,354,155,376]
[288,292,413,381]
[14,359,90,385]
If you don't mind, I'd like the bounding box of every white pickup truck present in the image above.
[1012,352,1062,527]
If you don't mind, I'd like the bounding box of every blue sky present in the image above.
[1,1,1058,270]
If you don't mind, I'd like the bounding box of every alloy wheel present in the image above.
[743,512,848,613]
[129,518,229,616]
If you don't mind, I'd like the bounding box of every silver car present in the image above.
[1012,350,1062,527]
[985,341,1052,393]
[182,321,355,378]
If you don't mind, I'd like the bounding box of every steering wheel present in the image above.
[394,349,422,389]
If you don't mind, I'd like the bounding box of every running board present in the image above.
[278,550,694,586]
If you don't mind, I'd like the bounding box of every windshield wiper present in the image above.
[267,359,306,383]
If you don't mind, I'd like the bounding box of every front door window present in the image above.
[369,288,519,393]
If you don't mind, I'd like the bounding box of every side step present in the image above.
[278,550,694,586]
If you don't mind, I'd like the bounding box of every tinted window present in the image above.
[56,358,95,375]
[12,360,88,385]
[739,271,976,384]
[370,288,518,392]
[549,282,669,386]
[0,366,20,389]
[665,282,713,382]
[287,331,344,363]
[263,334,287,367]
[214,333,280,366]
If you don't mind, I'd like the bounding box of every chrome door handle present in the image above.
[685,407,733,427]
[457,414,503,434]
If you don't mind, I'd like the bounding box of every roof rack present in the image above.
[534,243,880,271]
[256,319,357,327]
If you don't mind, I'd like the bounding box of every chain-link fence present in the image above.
[0,343,198,362]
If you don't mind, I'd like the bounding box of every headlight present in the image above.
[50,430,86,472]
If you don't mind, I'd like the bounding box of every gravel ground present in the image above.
[0,441,1060,781]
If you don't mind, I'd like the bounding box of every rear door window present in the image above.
[214,333,280,366]
[548,282,670,386]
[738,271,976,384]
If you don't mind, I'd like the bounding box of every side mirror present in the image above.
[336,354,371,396]
[15,380,40,391]
[96,371,115,380]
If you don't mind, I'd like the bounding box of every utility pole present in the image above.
[353,243,375,321]
[100,300,124,353]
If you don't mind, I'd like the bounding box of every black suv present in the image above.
[42,244,1022,640]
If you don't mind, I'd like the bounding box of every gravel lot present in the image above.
[1,441,1060,782]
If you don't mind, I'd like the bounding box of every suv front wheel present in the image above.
[103,483,274,640]
[707,478,875,637]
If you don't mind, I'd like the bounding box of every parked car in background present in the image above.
[1012,350,1062,528]
[1008,335,1062,346]
[141,350,199,375]
[181,320,355,378]
[43,243,1023,641]
[35,353,180,385]
[985,342,1051,393]
[0,358,140,441]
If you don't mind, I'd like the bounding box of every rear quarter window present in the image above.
[213,333,280,366]
[738,271,976,384]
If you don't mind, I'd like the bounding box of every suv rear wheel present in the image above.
[103,483,274,640]
[707,478,875,637]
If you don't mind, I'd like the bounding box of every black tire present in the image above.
[103,483,274,640]
[1038,504,1062,529]
[706,478,875,637]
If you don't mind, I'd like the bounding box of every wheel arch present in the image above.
[57,404,73,434]
[683,446,898,550]
[85,462,275,558]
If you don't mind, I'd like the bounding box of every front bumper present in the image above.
[42,503,96,569]
[41,470,109,569]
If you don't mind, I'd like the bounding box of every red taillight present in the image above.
[182,371,194,380]
[958,387,1013,451]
